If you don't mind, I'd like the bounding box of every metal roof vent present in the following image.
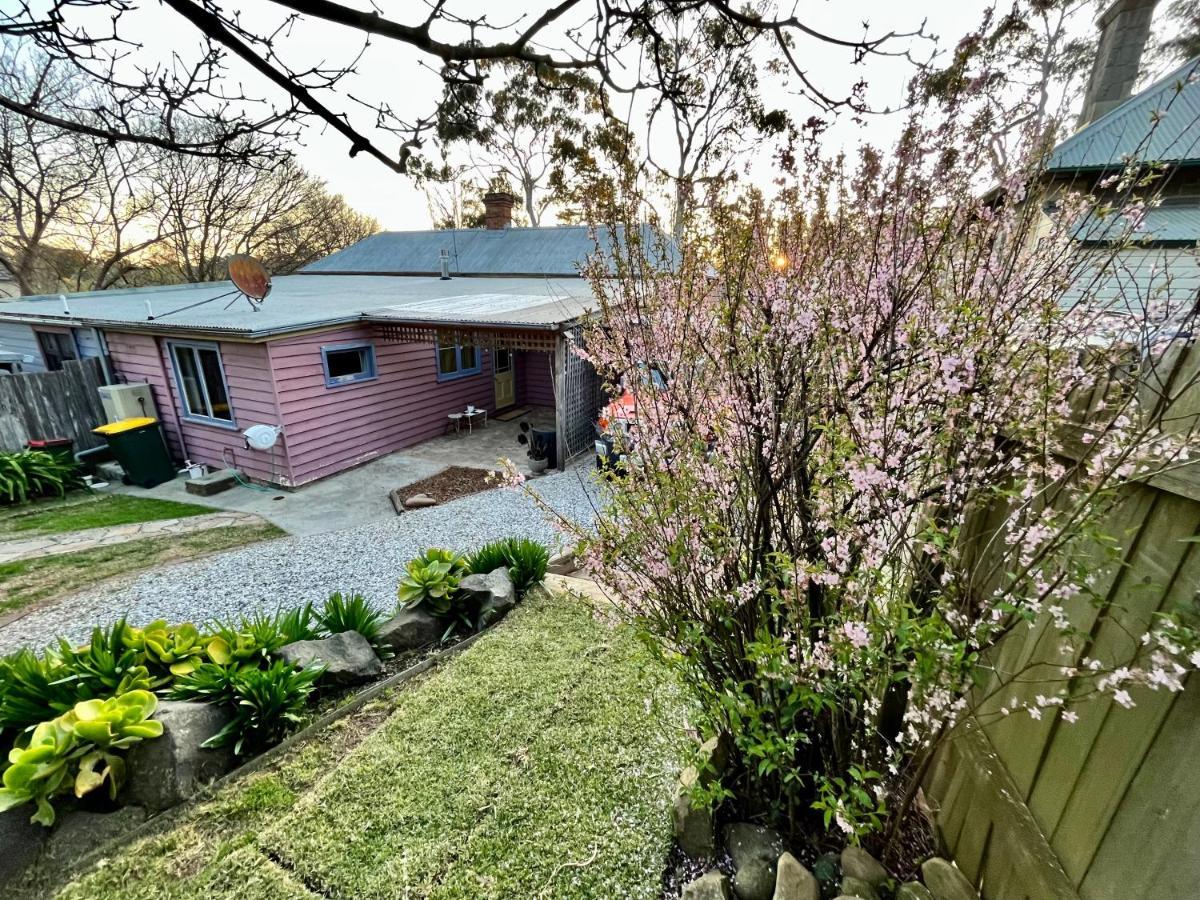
[439,248,451,280]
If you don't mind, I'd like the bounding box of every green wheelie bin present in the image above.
[93,417,177,488]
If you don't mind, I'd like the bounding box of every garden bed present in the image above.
[30,586,689,900]
[395,465,495,505]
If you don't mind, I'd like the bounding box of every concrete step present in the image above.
[184,468,240,496]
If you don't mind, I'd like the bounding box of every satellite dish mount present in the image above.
[146,255,273,321]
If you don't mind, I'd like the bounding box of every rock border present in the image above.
[6,591,522,900]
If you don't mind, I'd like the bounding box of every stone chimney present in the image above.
[482,191,517,230]
[1077,0,1159,127]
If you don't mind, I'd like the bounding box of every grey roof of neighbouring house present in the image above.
[303,223,678,277]
[1070,200,1200,244]
[1046,56,1200,173]
[0,274,595,338]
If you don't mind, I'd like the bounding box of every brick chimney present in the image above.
[1077,0,1159,127]
[482,191,517,230]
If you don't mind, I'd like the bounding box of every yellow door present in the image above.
[494,349,516,409]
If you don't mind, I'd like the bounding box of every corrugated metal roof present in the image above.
[1070,201,1200,243]
[302,223,678,277]
[0,274,594,338]
[1047,56,1200,172]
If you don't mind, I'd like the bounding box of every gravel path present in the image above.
[0,468,601,654]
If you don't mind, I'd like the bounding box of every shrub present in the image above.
[0,449,85,505]
[205,612,289,667]
[275,602,320,644]
[198,662,321,757]
[0,650,79,737]
[468,537,549,596]
[56,623,159,696]
[397,548,468,616]
[317,591,382,643]
[0,690,162,826]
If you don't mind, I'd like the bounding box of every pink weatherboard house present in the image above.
[0,195,672,485]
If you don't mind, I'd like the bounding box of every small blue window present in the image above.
[322,343,377,387]
[435,341,481,381]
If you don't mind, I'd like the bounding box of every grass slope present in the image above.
[0,523,285,618]
[0,494,215,537]
[50,588,689,900]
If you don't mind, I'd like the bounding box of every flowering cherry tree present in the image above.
[514,76,1200,856]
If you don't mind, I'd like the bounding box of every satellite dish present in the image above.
[243,424,282,451]
[228,255,272,300]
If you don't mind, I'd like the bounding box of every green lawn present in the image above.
[0,494,215,537]
[47,587,690,900]
[0,524,285,618]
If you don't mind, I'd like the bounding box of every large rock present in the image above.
[275,630,381,686]
[840,876,880,900]
[920,858,978,900]
[697,734,730,784]
[734,858,777,900]
[123,700,236,811]
[40,806,147,867]
[725,823,787,871]
[897,883,935,900]
[840,847,888,887]
[0,808,49,888]
[672,775,715,857]
[378,606,444,651]
[811,851,841,897]
[461,568,517,628]
[774,852,819,900]
[684,870,732,900]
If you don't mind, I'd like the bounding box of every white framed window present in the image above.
[168,341,234,426]
[322,343,377,387]
[435,341,481,381]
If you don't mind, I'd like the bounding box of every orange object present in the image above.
[228,254,272,300]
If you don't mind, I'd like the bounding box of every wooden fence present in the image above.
[0,357,107,452]
[927,351,1200,900]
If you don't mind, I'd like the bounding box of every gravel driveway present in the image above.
[0,469,601,654]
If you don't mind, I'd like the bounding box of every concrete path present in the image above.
[0,511,268,563]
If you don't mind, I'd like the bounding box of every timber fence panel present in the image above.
[0,358,107,452]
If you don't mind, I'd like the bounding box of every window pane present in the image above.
[438,345,458,374]
[174,347,206,417]
[326,348,366,380]
[197,348,232,420]
[460,345,477,371]
[494,349,511,372]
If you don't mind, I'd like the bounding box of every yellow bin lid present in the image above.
[94,417,158,435]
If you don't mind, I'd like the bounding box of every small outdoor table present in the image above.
[447,408,487,434]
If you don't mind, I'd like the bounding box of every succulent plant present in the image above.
[120,620,207,677]
[397,548,468,615]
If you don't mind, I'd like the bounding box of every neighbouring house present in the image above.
[1042,0,1200,310]
[0,261,17,300]
[0,194,670,485]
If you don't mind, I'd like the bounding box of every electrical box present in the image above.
[98,383,157,423]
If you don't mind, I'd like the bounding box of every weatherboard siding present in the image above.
[269,324,496,485]
[105,331,288,484]
[0,322,45,372]
[516,351,555,408]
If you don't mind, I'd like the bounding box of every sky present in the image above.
[259,0,998,230]
[56,0,1136,231]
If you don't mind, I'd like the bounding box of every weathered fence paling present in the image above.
[929,344,1200,900]
[0,358,107,453]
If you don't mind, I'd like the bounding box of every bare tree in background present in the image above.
[644,7,791,236]
[0,1,928,175]
[0,48,106,295]
[153,149,377,281]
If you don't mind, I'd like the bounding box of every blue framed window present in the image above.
[168,340,235,427]
[321,343,377,387]
[435,341,481,381]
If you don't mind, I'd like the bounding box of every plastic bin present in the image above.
[26,437,75,465]
[93,417,176,488]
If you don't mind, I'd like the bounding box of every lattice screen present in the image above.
[372,322,560,353]
[556,328,605,465]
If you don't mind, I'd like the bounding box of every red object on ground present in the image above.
[26,438,73,450]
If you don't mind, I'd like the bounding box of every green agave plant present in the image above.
[397,548,468,615]
[205,612,288,667]
[467,537,549,596]
[0,690,162,826]
[200,662,321,757]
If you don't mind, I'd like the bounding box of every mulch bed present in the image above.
[396,466,496,505]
